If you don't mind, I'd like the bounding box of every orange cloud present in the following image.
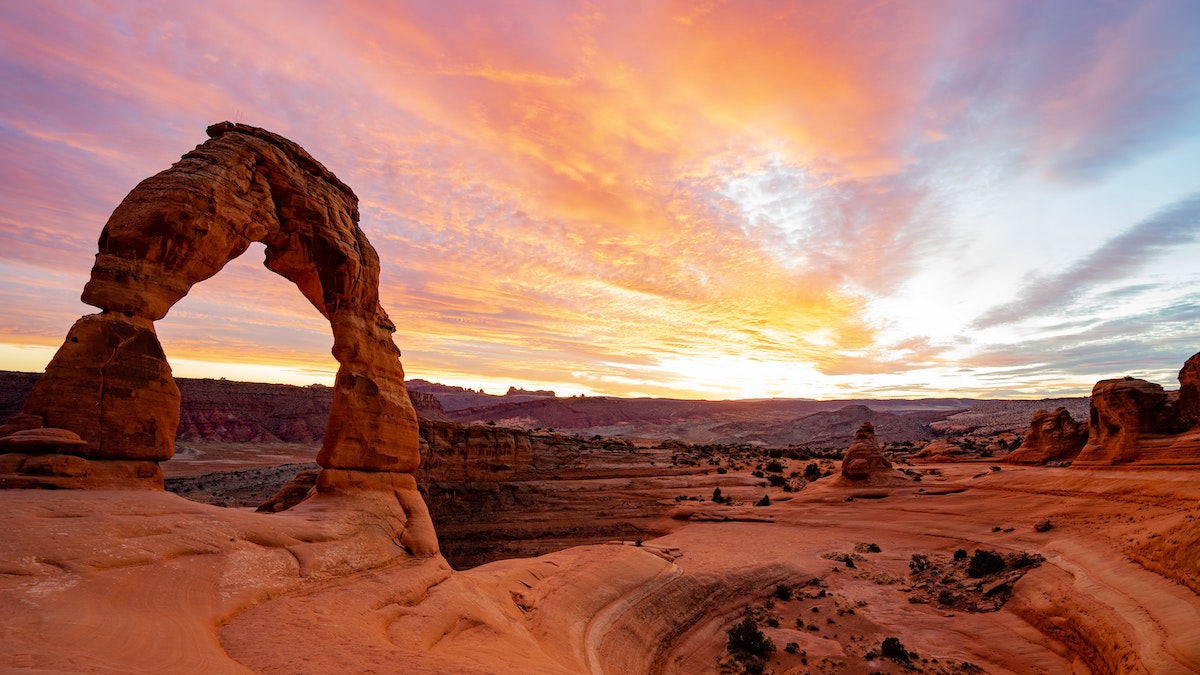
[3,1,1196,399]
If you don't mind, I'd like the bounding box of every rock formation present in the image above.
[1073,354,1200,466]
[1,123,423,497]
[417,419,534,483]
[840,422,895,480]
[1005,407,1088,465]
[1178,352,1200,429]
[1075,378,1171,464]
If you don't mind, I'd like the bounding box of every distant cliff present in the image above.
[0,372,448,443]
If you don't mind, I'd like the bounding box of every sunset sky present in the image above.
[1,1,1198,400]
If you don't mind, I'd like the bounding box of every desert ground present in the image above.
[4,444,1198,674]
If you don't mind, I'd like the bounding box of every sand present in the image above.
[1,463,1198,674]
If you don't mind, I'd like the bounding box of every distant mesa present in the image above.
[506,386,555,397]
[0,123,430,533]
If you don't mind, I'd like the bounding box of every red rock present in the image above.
[299,468,439,556]
[257,469,319,513]
[1178,352,1200,428]
[0,427,87,452]
[417,419,534,483]
[1075,378,1171,465]
[1005,408,1087,465]
[0,414,44,438]
[21,313,179,460]
[840,422,894,480]
[0,453,163,489]
[12,122,420,478]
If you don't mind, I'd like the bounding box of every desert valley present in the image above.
[2,122,1199,675]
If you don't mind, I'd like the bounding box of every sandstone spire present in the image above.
[840,421,893,480]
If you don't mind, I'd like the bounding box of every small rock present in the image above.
[1034,519,1052,532]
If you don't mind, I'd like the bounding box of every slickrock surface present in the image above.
[4,464,1199,673]
[1005,407,1088,465]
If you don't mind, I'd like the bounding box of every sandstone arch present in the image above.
[16,122,419,478]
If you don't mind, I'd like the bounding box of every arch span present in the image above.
[21,122,419,474]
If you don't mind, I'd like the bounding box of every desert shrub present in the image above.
[909,554,931,573]
[768,474,788,487]
[764,460,785,473]
[773,584,793,601]
[881,637,910,662]
[727,616,776,658]
[784,642,800,654]
[953,548,968,561]
[712,487,724,503]
[967,549,1007,577]
[855,542,882,553]
[804,463,821,481]
[716,467,728,474]
[755,494,770,507]
[741,657,767,675]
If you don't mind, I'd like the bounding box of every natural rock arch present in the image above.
[17,122,420,477]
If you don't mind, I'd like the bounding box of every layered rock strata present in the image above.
[1073,352,1200,465]
[840,422,893,479]
[1005,407,1088,465]
[2,122,422,492]
[1075,378,1172,465]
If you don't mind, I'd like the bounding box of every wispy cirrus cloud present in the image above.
[974,191,1200,328]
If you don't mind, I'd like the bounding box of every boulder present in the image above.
[1004,407,1087,465]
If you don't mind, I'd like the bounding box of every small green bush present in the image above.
[727,616,776,658]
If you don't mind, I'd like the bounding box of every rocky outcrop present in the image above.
[175,379,333,443]
[3,123,422,486]
[1005,408,1088,465]
[1075,378,1172,465]
[839,422,896,480]
[408,390,449,421]
[417,419,534,483]
[1179,352,1200,429]
[21,313,180,460]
